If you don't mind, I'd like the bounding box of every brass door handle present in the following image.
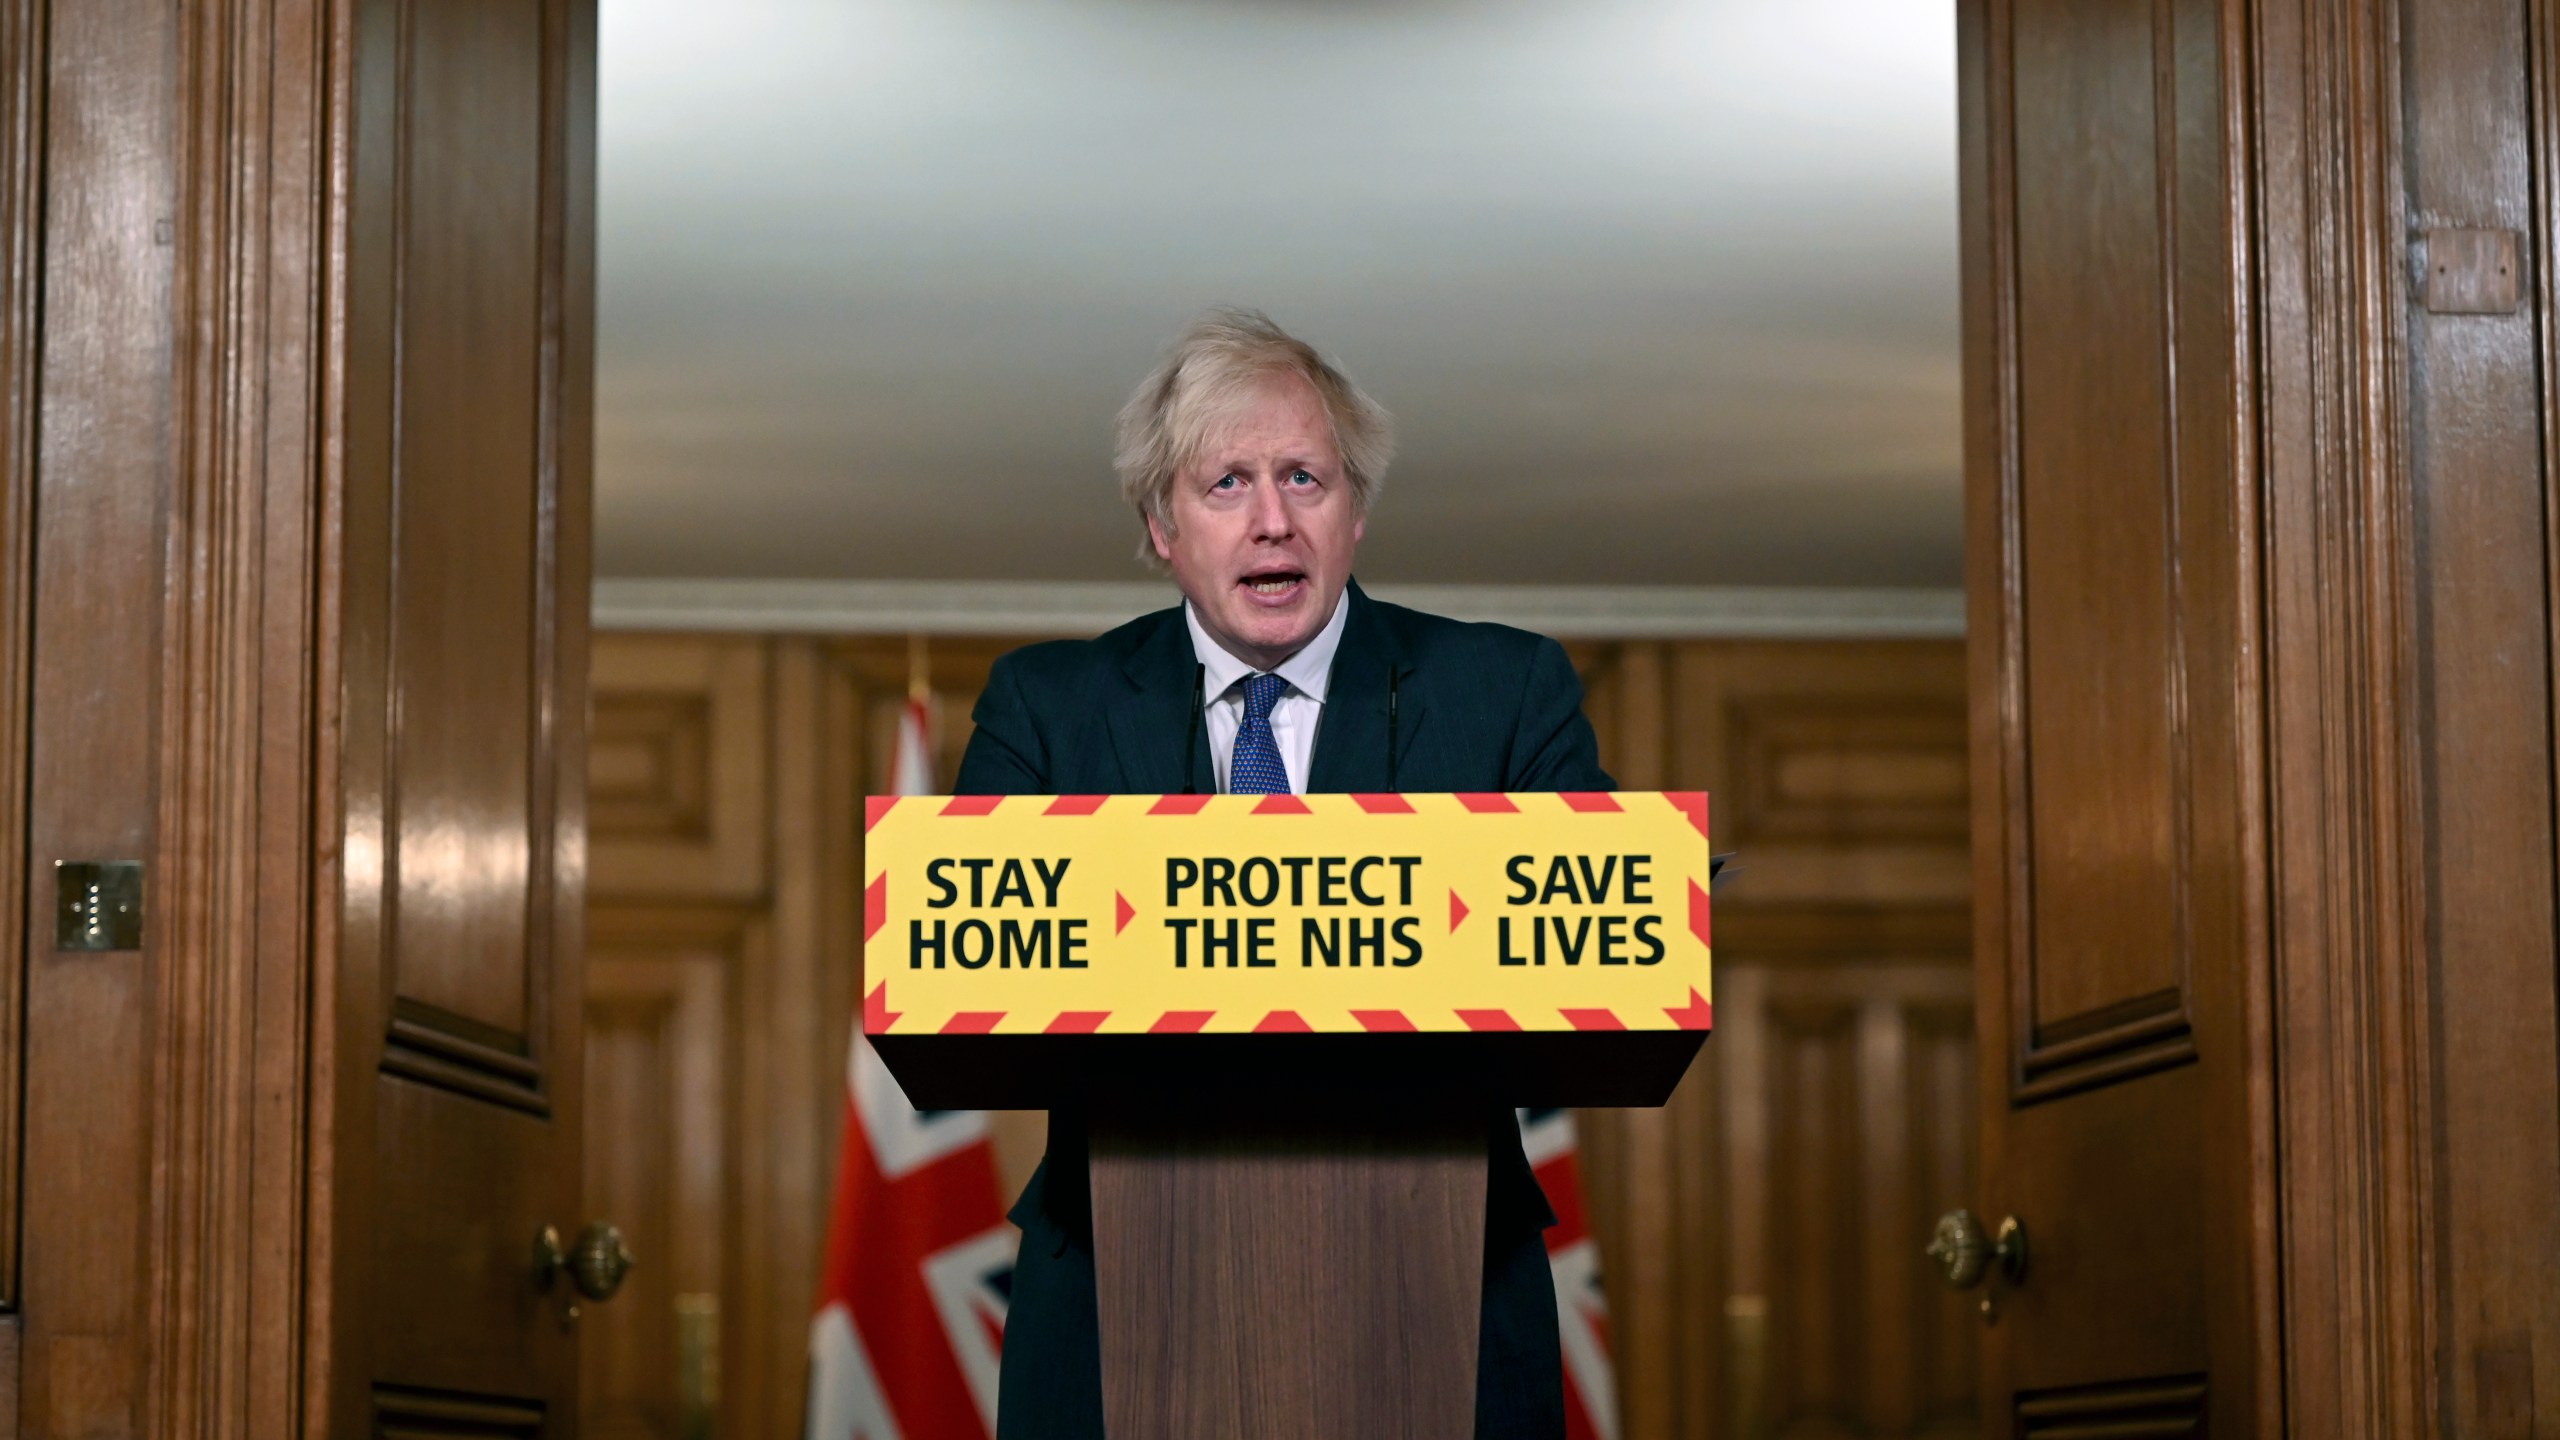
[1926,1208,2027,1291]
[534,1222,637,1302]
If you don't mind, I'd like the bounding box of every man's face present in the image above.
[1149,375,1365,673]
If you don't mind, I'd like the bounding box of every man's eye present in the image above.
[1288,470,1316,486]
[1211,474,1238,490]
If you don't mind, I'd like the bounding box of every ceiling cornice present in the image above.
[592,578,1965,640]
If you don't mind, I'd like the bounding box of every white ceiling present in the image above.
[595,0,1962,589]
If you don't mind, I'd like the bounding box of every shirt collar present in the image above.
[1183,586,1352,705]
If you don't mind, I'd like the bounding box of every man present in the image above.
[955,309,1611,1439]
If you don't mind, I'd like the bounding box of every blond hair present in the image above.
[1115,308,1395,565]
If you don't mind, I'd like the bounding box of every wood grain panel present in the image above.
[1638,642,1970,916]
[1727,701,1968,846]
[1998,1051,2212,1366]
[735,643,837,1435]
[1091,1108,1486,1440]
[383,0,549,1048]
[1662,1027,1724,1438]
[591,637,768,901]
[1762,999,1865,1434]
[583,914,738,1440]
[370,1077,564,1397]
[151,0,346,1405]
[2402,0,2560,1427]
[17,0,177,1434]
[2250,0,2478,1429]
[2009,0,2185,1046]
[590,696,713,839]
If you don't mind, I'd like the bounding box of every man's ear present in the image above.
[1146,511,1175,563]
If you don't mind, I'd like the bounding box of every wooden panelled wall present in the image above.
[1569,642,1974,1440]
[585,631,1969,1440]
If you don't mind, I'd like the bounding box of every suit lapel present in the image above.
[1309,581,1422,793]
[1106,608,1215,795]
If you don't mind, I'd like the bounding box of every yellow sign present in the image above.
[861,791,1712,1037]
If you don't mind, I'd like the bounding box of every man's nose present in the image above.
[1249,480,1294,539]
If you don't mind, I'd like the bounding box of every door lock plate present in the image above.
[55,861,144,951]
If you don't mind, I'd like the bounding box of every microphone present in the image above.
[1182,663,1204,794]
[1386,666,1401,792]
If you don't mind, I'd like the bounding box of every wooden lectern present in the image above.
[880,1030,1704,1438]
[865,792,1714,1438]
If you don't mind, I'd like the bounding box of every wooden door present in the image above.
[1959,0,2270,1432]
[326,0,599,1432]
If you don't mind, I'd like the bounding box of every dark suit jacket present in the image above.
[955,578,1612,1440]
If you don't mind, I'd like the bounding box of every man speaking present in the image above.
[955,309,1611,1439]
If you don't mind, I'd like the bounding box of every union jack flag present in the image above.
[1521,1107,1620,1440]
[809,696,1016,1440]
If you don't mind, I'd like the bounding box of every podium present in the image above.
[866,792,1713,1439]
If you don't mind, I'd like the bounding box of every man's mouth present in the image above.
[1239,570,1306,600]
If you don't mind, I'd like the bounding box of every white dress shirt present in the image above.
[1186,591,1351,795]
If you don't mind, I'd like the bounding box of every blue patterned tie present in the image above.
[1229,673,1292,794]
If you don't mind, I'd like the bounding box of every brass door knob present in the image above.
[1926,1208,2027,1291]
[533,1222,637,1302]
